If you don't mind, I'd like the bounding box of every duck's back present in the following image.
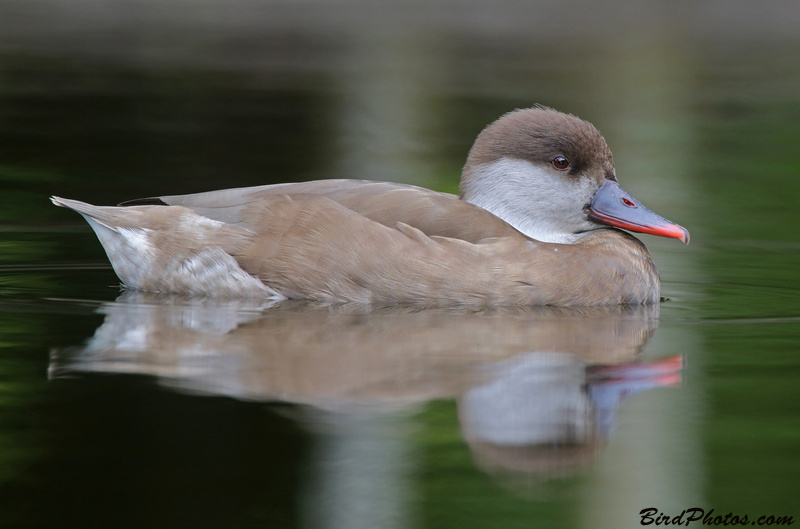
[146,180,524,244]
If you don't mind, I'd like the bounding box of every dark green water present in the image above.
[1,3,799,528]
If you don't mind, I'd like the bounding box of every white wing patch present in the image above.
[83,217,283,300]
[162,248,282,299]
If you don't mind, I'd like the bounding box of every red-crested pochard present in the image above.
[52,106,689,306]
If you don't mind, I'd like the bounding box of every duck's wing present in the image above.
[125,180,524,244]
[54,192,541,304]
[232,195,660,306]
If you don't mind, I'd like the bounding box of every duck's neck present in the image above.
[460,158,586,244]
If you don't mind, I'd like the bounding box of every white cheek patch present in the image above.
[463,158,599,244]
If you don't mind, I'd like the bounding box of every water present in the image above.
[1,2,799,528]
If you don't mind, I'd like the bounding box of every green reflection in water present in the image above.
[703,321,800,512]
[415,400,581,529]
[696,103,800,244]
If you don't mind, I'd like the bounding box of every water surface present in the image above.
[1,2,799,528]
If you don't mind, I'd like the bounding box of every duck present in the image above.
[51,106,689,306]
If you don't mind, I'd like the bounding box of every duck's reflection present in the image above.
[50,292,682,487]
[460,351,682,485]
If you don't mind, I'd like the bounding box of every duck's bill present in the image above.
[586,180,690,244]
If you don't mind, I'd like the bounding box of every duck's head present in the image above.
[460,107,689,245]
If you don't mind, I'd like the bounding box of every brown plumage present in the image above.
[51,107,688,306]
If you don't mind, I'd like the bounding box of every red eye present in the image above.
[552,156,570,170]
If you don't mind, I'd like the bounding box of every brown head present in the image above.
[460,107,689,244]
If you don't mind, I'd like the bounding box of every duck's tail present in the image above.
[51,196,138,231]
[50,196,284,300]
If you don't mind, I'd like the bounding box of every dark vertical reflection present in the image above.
[0,54,335,201]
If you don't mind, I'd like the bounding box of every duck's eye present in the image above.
[552,156,570,170]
